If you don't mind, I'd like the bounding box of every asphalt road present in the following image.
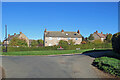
[1,54,114,78]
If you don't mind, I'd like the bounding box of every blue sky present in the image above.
[2,2,118,40]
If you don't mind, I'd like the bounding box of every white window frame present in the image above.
[49,37,52,40]
[76,38,78,40]
[57,37,61,40]
[49,43,52,46]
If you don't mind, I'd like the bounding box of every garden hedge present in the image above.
[2,42,112,52]
[112,32,120,54]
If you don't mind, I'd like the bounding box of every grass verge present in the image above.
[2,49,92,56]
[93,57,120,77]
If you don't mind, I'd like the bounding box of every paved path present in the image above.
[1,54,114,78]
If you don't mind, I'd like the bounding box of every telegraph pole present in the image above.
[5,24,7,52]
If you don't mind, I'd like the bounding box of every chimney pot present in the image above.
[77,30,80,34]
[96,30,98,33]
[14,33,16,35]
[8,34,10,37]
[61,29,64,32]
[44,29,47,32]
[101,32,103,34]
[20,32,22,34]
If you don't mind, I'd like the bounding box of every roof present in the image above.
[45,31,82,38]
[93,32,107,38]
[5,34,20,41]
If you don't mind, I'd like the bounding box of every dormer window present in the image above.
[74,33,77,35]
[66,33,68,35]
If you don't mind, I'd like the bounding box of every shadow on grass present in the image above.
[81,49,120,59]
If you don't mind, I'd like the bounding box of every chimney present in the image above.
[61,29,64,32]
[96,30,98,33]
[44,29,47,32]
[77,30,80,34]
[8,34,10,37]
[20,32,22,34]
[101,32,103,34]
[14,33,16,35]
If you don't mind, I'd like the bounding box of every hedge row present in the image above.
[2,43,112,52]
[112,32,120,54]
[93,57,120,77]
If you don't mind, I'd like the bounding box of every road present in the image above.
[1,54,114,78]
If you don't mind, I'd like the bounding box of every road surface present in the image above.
[1,54,114,78]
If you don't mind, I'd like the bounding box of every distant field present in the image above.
[1,48,112,56]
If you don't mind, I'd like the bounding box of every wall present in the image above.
[44,37,82,46]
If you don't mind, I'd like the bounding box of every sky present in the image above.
[2,2,118,40]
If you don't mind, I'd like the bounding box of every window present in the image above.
[49,44,52,46]
[68,38,71,40]
[56,43,58,45]
[74,33,77,35]
[57,37,61,40]
[49,37,52,40]
[66,33,68,35]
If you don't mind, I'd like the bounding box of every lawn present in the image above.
[2,49,92,56]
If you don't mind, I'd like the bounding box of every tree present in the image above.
[105,34,113,43]
[9,37,28,47]
[88,34,94,40]
[31,40,39,47]
[59,40,68,46]
[37,39,44,46]
[82,36,85,41]
[68,40,75,45]
[112,32,120,54]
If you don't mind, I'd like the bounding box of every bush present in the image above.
[81,41,87,44]
[105,34,113,43]
[8,37,28,47]
[88,34,94,40]
[112,32,120,54]
[93,57,120,77]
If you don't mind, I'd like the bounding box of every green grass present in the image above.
[2,49,92,56]
[93,57,120,77]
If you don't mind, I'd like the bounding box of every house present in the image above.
[44,29,82,46]
[3,32,29,47]
[92,30,108,42]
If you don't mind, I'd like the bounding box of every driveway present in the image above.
[1,54,114,78]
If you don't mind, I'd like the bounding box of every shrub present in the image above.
[81,41,87,44]
[105,34,113,43]
[93,57,120,77]
[68,40,75,45]
[112,32,120,54]
[9,37,28,47]
[88,34,94,40]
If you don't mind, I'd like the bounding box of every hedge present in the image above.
[2,42,112,52]
[93,57,120,77]
[112,32,120,54]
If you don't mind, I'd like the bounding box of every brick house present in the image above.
[44,29,82,46]
[3,32,29,47]
[92,30,108,42]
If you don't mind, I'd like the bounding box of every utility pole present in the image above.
[5,24,7,52]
